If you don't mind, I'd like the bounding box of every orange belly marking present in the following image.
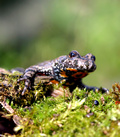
[72,71,88,78]
[50,79,59,84]
[60,71,68,78]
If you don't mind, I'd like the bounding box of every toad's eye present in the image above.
[69,52,76,57]
[91,55,96,61]
[69,50,80,58]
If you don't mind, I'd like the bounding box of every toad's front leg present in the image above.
[81,84,109,94]
[77,80,109,94]
[82,85,109,94]
[17,66,39,95]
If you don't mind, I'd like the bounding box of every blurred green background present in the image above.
[0,0,120,89]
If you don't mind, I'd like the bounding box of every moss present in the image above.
[1,72,120,136]
[16,87,120,137]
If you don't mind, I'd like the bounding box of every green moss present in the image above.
[15,87,120,137]
[1,73,120,136]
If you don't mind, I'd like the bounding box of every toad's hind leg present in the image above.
[17,77,32,95]
[17,66,39,95]
[22,79,32,95]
